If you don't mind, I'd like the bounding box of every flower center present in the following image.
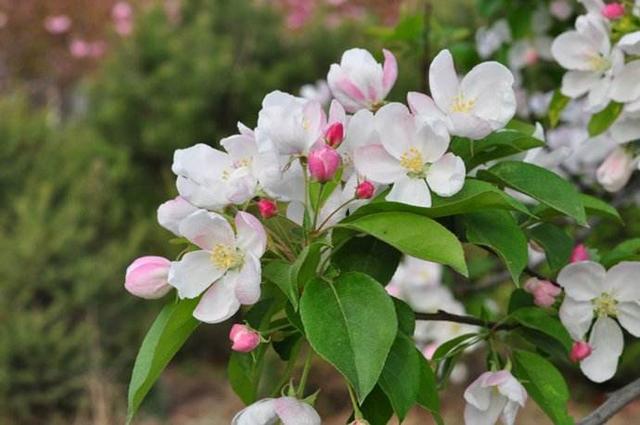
[451,94,476,113]
[234,158,252,168]
[400,147,425,176]
[588,54,611,72]
[593,292,618,317]
[210,244,243,270]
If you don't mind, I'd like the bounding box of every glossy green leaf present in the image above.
[359,385,394,425]
[511,307,572,352]
[417,354,443,425]
[602,238,640,267]
[394,298,416,336]
[290,242,322,297]
[263,260,298,310]
[512,350,574,425]
[300,272,397,401]
[548,90,570,128]
[451,130,544,170]
[332,235,402,285]
[588,102,623,137]
[527,223,573,271]
[341,212,468,276]
[379,335,421,420]
[464,210,528,284]
[127,298,199,423]
[228,351,259,404]
[478,161,586,225]
[579,194,622,222]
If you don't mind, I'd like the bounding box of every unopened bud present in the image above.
[570,341,592,363]
[325,122,344,148]
[125,256,172,299]
[308,145,341,182]
[570,244,590,263]
[257,198,278,219]
[602,3,625,20]
[524,277,562,308]
[229,324,260,353]
[355,180,375,199]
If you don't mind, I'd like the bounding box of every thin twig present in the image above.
[577,377,640,425]
[414,310,518,331]
[419,0,433,93]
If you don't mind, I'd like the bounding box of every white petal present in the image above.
[557,261,606,301]
[232,398,278,425]
[375,102,418,160]
[344,109,378,153]
[415,120,450,163]
[618,31,640,55]
[168,251,224,299]
[274,397,321,425]
[233,254,262,305]
[497,374,527,407]
[464,373,492,410]
[175,175,228,210]
[427,153,466,197]
[429,50,460,112]
[407,92,447,125]
[157,196,198,236]
[561,71,600,98]
[353,144,405,184]
[610,114,640,144]
[559,297,594,340]
[235,212,267,258]
[221,134,258,163]
[464,393,507,425]
[605,261,640,301]
[581,316,623,383]
[609,61,640,103]
[501,400,522,425]
[551,31,598,71]
[617,301,640,337]
[448,112,493,139]
[172,143,231,182]
[286,201,304,227]
[587,78,611,112]
[193,274,241,323]
[178,210,235,251]
[386,177,432,208]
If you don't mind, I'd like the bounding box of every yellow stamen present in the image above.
[210,244,243,270]
[399,147,425,174]
[588,55,611,72]
[451,94,476,113]
[593,292,618,317]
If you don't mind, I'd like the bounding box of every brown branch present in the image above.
[414,310,518,331]
[577,377,640,425]
[419,0,433,93]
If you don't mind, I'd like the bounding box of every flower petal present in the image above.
[617,301,640,337]
[559,297,594,340]
[557,261,606,301]
[610,61,640,103]
[232,398,278,425]
[429,50,459,112]
[551,31,598,71]
[618,31,640,55]
[580,316,623,383]
[193,274,241,323]
[168,250,224,299]
[604,262,640,301]
[353,144,405,184]
[415,120,450,163]
[235,212,267,258]
[386,177,432,207]
[233,254,262,305]
[407,92,447,125]
[274,397,321,425]
[382,49,398,96]
[157,196,199,236]
[374,102,417,160]
[178,210,235,251]
[561,71,600,98]
[427,153,466,197]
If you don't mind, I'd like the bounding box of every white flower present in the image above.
[558,261,640,382]
[610,110,640,144]
[411,49,516,140]
[168,210,266,323]
[354,103,465,208]
[232,397,321,425]
[464,370,527,425]
[339,108,380,179]
[475,19,511,59]
[551,14,623,112]
[618,31,640,55]
[596,147,637,192]
[157,196,198,236]
[255,90,325,156]
[327,48,397,113]
[609,60,640,106]
[300,79,332,107]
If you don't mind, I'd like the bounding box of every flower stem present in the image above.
[296,347,314,398]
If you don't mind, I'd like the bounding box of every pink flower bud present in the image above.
[597,147,636,192]
[257,198,278,219]
[602,3,625,20]
[125,256,172,299]
[355,180,375,199]
[570,341,593,363]
[308,145,341,182]
[570,244,590,263]
[229,324,260,352]
[524,277,562,307]
[325,122,344,148]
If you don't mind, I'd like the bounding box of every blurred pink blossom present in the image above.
[69,39,90,58]
[44,15,72,34]
[112,2,134,36]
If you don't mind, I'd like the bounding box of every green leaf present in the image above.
[579,194,622,222]
[379,335,421,420]
[359,385,394,425]
[548,90,570,128]
[393,298,416,336]
[588,102,623,137]
[263,260,298,310]
[432,333,480,361]
[332,235,402,285]
[511,307,572,352]
[602,238,640,267]
[508,289,534,313]
[127,298,200,423]
[417,354,443,425]
[300,272,397,401]
[341,212,468,276]
[290,242,322,297]
[464,210,528,284]
[343,179,533,221]
[228,351,259,404]
[527,223,573,271]
[478,161,586,225]
[450,130,544,170]
[512,350,574,425]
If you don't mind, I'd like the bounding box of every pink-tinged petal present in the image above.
[501,400,522,425]
[551,31,599,71]
[617,301,640,337]
[232,399,278,424]
[157,196,198,236]
[386,177,432,208]
[233,254,262,305]
[168,251,225,299]
[237,121,255,137]
[303,100,327,148]
[178,210,235,250]
[328,99,346,126]
[125,256,172,299]
[353,144,405,184]
[496,373,527,406]
[381,49,398,95]
[559,297,594,340]
[193,274,241,323]
[580,316,623,382]
[426,153,465,197]
[429,50,459,111]
[557,261,606,301]
[235,212,267,258]
[327,64,365,113]
[610,114,640,144]
[407,92,447,124]
[482,370,511,387]
[605,261,640,301]
[274,397,321,425]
